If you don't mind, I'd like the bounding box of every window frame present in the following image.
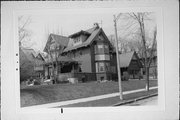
[95,62,110,73]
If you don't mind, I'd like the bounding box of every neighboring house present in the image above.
[116,51,143,79]
[19,47,44,82]
[33,52,46,77]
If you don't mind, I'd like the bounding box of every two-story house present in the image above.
[62,23,114,81]
[43,23,143,82]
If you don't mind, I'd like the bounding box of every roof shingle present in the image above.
[44,34,69,53]
[119,51,135,68]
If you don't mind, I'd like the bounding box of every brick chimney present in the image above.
[93,23,99,29]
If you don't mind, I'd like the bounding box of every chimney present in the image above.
[93,23,99,29]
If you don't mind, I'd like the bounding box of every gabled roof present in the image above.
[20,48,45,66]
[44,34,69,53]
[20,48,36,62]
[86,27,97,34]
[119,51,142,68]
[63,27,102,52]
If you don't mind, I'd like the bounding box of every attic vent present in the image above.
[94,23,99,29]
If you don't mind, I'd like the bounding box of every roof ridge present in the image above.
[50,33,68,38]
[85,26,98,33]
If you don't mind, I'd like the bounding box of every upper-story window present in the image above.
[74,37,81,43]
[95,43,109,54]
[73,36,83,46]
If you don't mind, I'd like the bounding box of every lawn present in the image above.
[21,80,157,107]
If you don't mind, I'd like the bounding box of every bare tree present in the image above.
[46,42,64,84]
[44,26,64,84]
[18,16,33,48]
[108,35,130,53]
[118,12,157,91]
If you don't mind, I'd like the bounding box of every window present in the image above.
[95,44,109,54]
[98,35,104,41]
[99,62,105,72]
[104,45,109,53]
[95,54,110,61]
[96,62,110,72]
[73,37,82,46]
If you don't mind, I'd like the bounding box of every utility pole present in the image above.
[114,14,123,100]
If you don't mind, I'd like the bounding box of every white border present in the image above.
[1,1,179,120]
[14,6,165,115]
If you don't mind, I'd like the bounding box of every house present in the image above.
[33,52,46,78]
[113,51,143,79]
[43,23,144,82]
[19,47,45,82]
[62,23,114,81]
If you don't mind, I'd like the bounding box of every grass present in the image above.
[21,80,157,107]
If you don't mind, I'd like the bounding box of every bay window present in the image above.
[96,62,110,72]
[95,44,109,54]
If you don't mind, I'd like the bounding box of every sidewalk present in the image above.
[22,86,158,109]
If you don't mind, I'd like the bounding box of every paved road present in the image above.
[124,96,158,106]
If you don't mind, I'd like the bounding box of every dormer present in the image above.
[69,30,90,46]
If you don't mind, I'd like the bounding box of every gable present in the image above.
[132,54,137,60]
[19,48,35,67]
[94,30,114,50]
[129,52,143,68]
[44,34,69,53]
[119,51,134,68]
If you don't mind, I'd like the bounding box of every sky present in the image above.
[20,9,156,52]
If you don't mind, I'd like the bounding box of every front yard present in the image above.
[21,80,157,107]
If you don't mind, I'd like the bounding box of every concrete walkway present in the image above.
[22,86,158,109]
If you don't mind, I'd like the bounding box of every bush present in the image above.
[33,80,41,85]
[122,72,129,81]
[57,74,69,84]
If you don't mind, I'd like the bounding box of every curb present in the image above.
[113,93,158,106]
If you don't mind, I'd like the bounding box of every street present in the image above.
[124,96,157,106]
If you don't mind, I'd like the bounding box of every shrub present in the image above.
[34,80,41,85]
[122,72,129,81]
[57,74,69,84]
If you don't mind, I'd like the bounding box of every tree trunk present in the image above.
[55,61,58,84]
[51,63,55,84]
[145,66,150,91]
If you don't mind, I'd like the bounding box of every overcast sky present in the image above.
[20,9,156,52]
